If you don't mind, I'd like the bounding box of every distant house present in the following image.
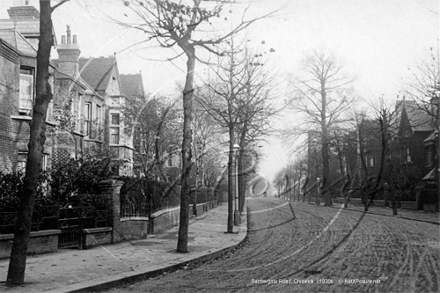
[394,99,435,195]
[422,96,439,182]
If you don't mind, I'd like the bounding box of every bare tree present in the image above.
[288,50,356,206]
[235,47,278,212]
[406,46,440,119]
[127,94,181,178]
[7,0,69,286]
[191,93,223,215]
[121,0,278,252]
[197,37,277,231]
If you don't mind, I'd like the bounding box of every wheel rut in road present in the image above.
[107,198,440,293]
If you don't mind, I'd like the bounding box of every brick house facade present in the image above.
[0,6,56,173]
[0,4,137,176]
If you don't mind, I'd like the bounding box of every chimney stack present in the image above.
[57,25,81,76]
[7,6,40,20]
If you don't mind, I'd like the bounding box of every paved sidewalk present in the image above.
[327,202,440,225]
[0,203,247,293]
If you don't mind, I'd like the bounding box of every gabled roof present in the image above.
[404,104,433,132]
[0,29,36,57]
[422,168,436,181]
[78,57,117,93]
[120,73,144,98]
[424,129,438,143]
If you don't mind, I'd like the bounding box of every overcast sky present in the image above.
[1,0,438,181]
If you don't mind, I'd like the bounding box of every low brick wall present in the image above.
[119,217,149,240]
[311,197,418,210]
[148,201,218,235]
[0,230,61,259]
[82,227,112,249]
[193,203,205,216]
[149,206,180,235]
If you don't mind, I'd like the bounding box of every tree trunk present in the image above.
[7,1,53,285]
[177,45,196,253]
[321,83,331,207]
[342,176,351,209]
[367,111,387,209]
[390,184,398,216]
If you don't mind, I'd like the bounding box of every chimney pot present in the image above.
[61,35,66,44]
[67,25,71,44]
[73,35,77,44]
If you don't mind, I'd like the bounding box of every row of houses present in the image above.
[307,97,439,199]
[0,4,162,176]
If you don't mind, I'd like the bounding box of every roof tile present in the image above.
[79,57,116,92]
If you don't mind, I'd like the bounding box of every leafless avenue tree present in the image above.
[7,0,70,286]
[287,50,356,206]
[197,38,277,232]
[120,0,279,252]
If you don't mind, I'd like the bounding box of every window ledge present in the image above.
[72,130,85,137]
[84,138,103,144]
[11,115,32,121]
[45,120,57,127]
[109,144,134,150]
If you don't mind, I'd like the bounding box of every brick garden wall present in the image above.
[119,218,149,240]
[0,230,60,259]
[149,206,180,235]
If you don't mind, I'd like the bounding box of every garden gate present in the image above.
[58,205,109,249]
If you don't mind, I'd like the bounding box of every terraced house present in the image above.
[0,4,138,176]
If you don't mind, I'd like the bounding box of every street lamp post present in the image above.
[316,177,321,206]
[233,143,240,226]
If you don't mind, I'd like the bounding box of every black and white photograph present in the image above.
[0,0,439,292]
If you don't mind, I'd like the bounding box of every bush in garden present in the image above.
[0,171,53,213]
[119,176,180,215]
[50,157,115,206]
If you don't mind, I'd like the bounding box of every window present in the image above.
[96,105,102,140]
[47,100,54,121]
[84,102,91,137]
[365,154,374,167]
[15,153,48,172]
[19,68,34,114]
[111,113,120,125]
[41,154,49,171]
[46,74,54,121]
[400,147,412,164]
[406,148,412,163]
[119,147,132,160]
[110,127,120,144]
[72,94,82,132]
[168,155,173,167]
[110,113,120,144]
